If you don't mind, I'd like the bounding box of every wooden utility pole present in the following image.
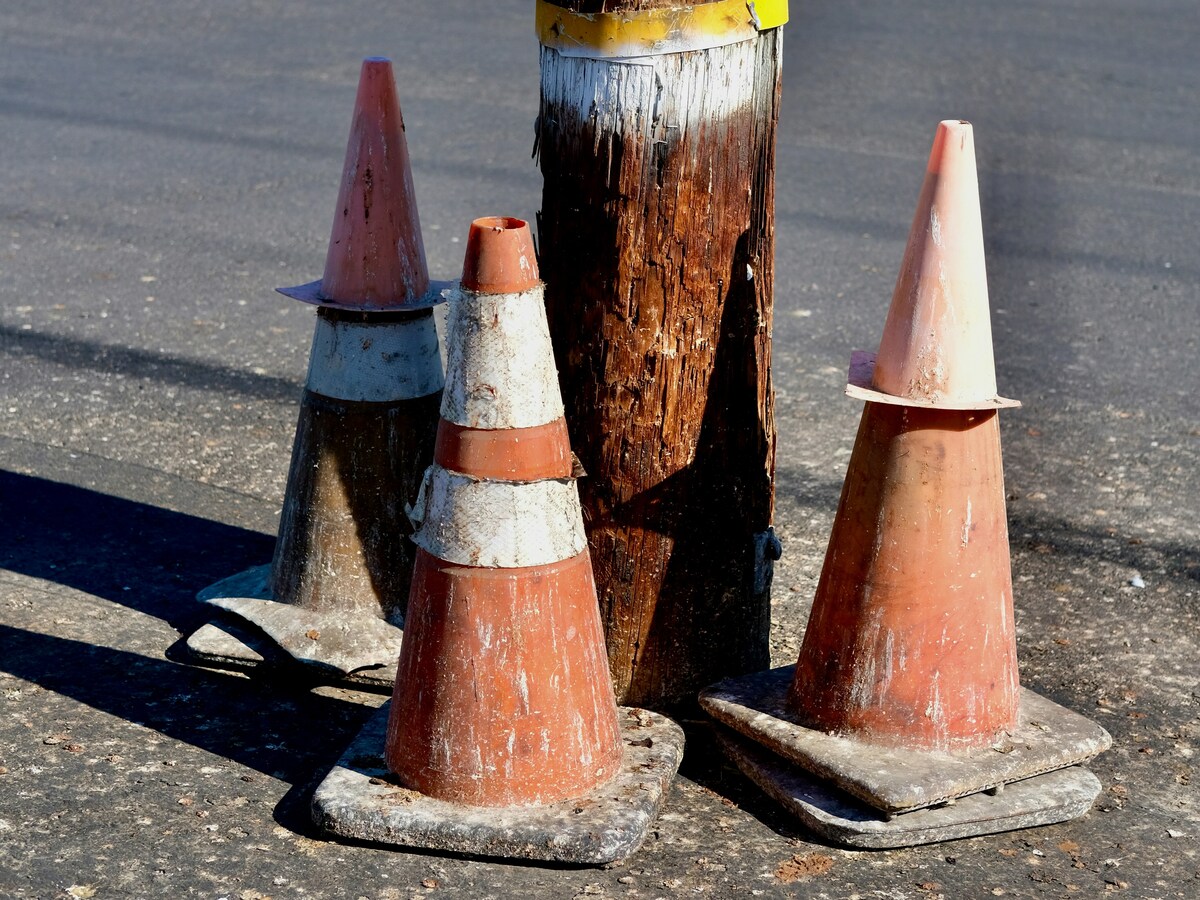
[536,0,786,707]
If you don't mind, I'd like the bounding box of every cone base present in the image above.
[700,666,1110,815]
[182,564,400,688]
[311,701,685,865]
[716,727,1101,849]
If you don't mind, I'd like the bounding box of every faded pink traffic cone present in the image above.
[847,120,1018,411]
[792,121,1020,749]
[700,121,1109,849]
[190,58,443,682]
[310,218,685,865]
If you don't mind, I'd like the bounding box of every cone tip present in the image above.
[356,57,394,88]
[317,56,430,309]
[929,119,975,173]
[461,217,540,294]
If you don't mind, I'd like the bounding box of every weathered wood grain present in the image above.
[537,5,782,706]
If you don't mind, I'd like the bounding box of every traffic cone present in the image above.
[310,217,685,864]
[845,119,1018,412]
[700,121,1109,847]
[185,58,444,684]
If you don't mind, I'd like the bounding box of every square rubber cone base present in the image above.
[716,727,1102,849]
[699,666,1110,814]
[310,702,685,865]
[180,564,398,690]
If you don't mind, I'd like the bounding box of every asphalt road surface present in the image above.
[2,1,1197,898]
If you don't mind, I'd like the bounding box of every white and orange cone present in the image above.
[188,58,444,683]
[310,217,684,864]
[701,121,1110,848]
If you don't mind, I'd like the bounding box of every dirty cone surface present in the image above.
[2,1,1198,897]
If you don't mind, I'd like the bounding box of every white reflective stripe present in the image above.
[440,285,566,429]
[305,315,444,402]
[540,38,760,142]
[411,464,587,568]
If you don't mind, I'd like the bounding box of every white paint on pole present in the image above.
[539,37,760,144]
[440,286,565,430]
[306,314,444,402]
[410,463,587,568]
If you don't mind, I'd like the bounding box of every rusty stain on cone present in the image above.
[385,217,624,807]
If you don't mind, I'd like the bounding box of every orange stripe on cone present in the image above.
[460,216,540,294]
[388,548,622,806]
[789,404,1019,751]
[386,216,624,807]
[433,419,573,481]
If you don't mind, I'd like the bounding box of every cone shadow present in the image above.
[0,624,371,789]
[0,469,273,628]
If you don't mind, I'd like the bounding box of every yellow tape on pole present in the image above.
[537,0,789,59]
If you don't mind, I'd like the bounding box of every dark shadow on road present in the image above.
[0,624,371,791]
[0,469,274,629]
[0,323,302,403]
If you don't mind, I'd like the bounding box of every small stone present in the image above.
[43,734,68,745]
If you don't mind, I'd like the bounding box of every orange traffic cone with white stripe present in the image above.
[701,121,1110,848]
[187,58,443,684]
[310,217,684,864]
